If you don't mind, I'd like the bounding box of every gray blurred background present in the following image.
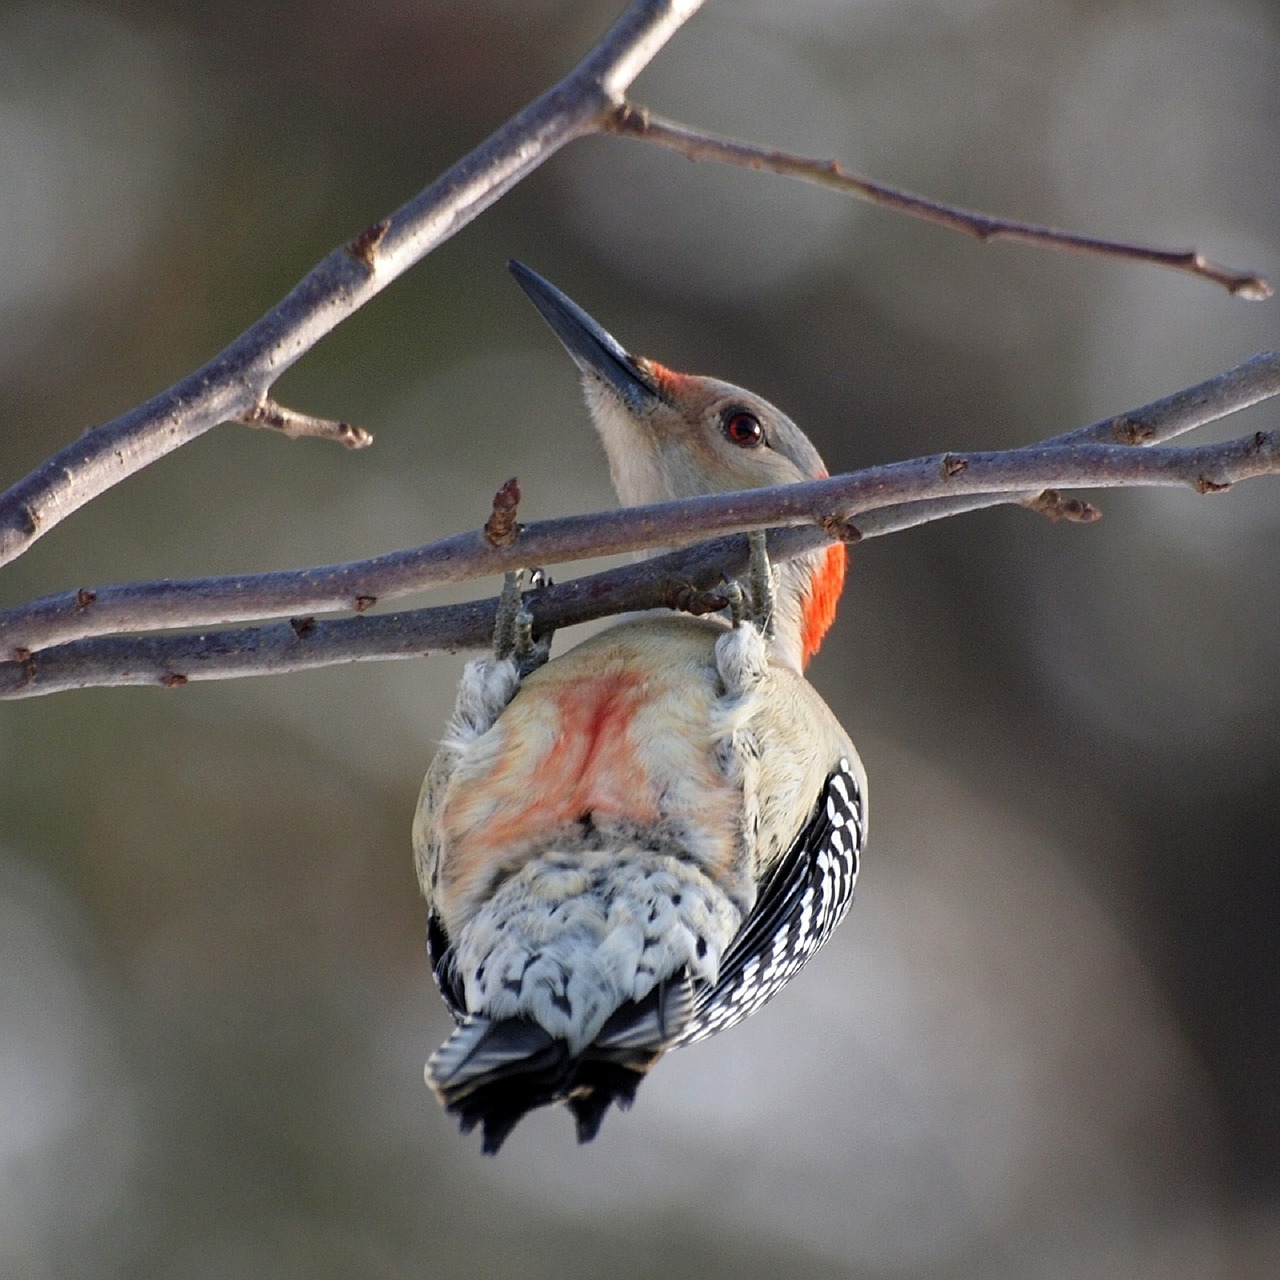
[2,2,1278,1276]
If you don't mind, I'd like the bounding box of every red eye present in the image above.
[722,409,764,448]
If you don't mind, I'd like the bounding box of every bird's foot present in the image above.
[445,569,554,744]
[494,568,554,677]
[723,531,775,639]
[715,533,776,699]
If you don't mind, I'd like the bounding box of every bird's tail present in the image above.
[427,977,695,1154]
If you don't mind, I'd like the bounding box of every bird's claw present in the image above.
[724,531,776,639]
[721,578,747,628]
[494,568,554,675]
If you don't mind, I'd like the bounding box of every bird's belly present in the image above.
[433,621,746,927]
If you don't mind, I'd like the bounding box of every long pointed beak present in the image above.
[507,260,664,412]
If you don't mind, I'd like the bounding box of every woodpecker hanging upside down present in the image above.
[413,262,866,1153]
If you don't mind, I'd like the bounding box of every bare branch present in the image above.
[6,351,1277,658]
[0,0,706,569]
[854,348,1280,540]
[4,420,1278,696]
[606,103,1273,300]
[0,535,786,698]
[1,0,1262,585]
[1,2,1273,698]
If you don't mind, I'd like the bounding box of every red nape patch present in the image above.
[801,543,847,667]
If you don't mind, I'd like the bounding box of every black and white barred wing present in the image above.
[668,757,864,1049]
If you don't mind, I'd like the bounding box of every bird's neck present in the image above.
[772,542,847,672]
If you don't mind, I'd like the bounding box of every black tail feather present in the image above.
[430,979,690,1153]
[567,1059,648,1144]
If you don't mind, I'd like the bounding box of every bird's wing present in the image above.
[668,757,864,1049]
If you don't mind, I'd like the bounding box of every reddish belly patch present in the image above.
[442,668,661,886]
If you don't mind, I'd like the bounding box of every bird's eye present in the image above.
[722,409,764,448]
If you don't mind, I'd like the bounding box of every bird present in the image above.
[412,261,866,1153]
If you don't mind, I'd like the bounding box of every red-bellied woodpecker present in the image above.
[413,262,866,1153]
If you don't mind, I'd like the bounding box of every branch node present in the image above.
[668,583,728,617]
[1021,489,1103,523]
[161,672,188,688]
[1109,415,1157,445]
[1234,278,1273,300]
[1194,253,1273,300]
[333,421,373,449]
[818,514,863,543]
[483,477,523,548]
[1195,475,1231,494]
[942,453,969,477]
[290,616,317,637]
[610,100,650,133]
[75,588,97,611]
[354,595,377,613]
[347,219,391,269]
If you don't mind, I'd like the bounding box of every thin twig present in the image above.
[606,103,1273,300]
[5,351,1277,658]
[4,423,1278,695]
[0,0,705,569]
[238,399,372,449]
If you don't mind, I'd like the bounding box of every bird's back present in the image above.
[414,614,863,1150]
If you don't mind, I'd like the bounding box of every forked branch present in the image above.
[0,0,1273,704]
[3,397,1279,697]
[5,351,1276,659]
[0,0,1266,573]
[0,0,706,568]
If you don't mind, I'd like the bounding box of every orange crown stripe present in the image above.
[646,360,698,399]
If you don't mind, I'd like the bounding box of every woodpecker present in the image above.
[413,262,866,1153]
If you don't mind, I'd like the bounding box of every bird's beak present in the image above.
[508,260,664,412]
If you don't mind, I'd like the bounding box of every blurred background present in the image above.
[1,1,1278,1276]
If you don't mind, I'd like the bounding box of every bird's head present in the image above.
[508,260,844,669]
